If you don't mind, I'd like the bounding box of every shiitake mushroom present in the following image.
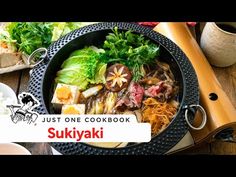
[105,64,132,92]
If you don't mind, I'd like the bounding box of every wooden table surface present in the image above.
[0,23,235,155]
[1,62,235,155]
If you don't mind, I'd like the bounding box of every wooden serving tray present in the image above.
[0,22,32,75]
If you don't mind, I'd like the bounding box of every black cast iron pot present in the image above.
[28,22,199,155]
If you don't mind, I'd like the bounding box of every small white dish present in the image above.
[0,83,17,115]
[0,83,17,103]
[0,143,31,155]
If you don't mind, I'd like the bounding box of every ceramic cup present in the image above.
[200,22,236,67]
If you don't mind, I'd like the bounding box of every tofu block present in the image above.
[51,83,80,111]
[0,45,22,68]
[61,104,85,115]
[0,23,21,68]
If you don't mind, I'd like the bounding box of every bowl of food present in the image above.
[0,83,17,115]
[0,143,31,155]
[28,22,199,154]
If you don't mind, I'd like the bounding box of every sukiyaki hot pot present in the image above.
[28,22,199,155]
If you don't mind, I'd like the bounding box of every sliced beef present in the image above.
[129,82,145,108]
[144,81,164,97]
[163,82,174,100]
[144,80,175,101]
[115,81,144,109]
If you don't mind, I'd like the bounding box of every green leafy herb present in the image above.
[6,22,53,55]
[0,22,98,56]
[103,27,160,81]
